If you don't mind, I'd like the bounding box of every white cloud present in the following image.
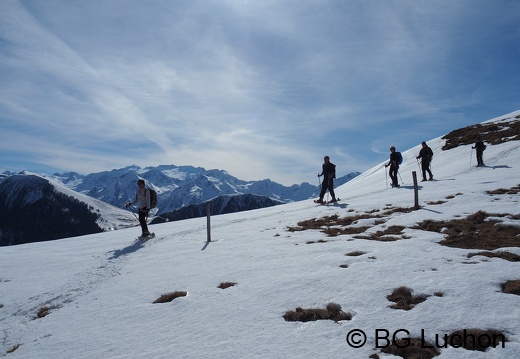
[1,0,519,184]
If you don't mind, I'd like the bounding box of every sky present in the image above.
[1,131,519,358]
[1,0,519,185]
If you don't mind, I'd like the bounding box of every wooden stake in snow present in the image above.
[412,171,419,209]
[206,202,211,242]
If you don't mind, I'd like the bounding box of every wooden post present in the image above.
[206,202,211,242]
[412,171,419,209]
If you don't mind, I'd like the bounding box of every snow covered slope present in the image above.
[0,111,519,358]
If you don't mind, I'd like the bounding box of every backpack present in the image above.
[331,163,336,178]
[147,188,158,209]
[396,152,403,165]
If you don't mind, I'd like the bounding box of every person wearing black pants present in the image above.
[316,156,337,203]
[385,146,400,187]
[472,137,487,167]
[126,179,151,237]
[416,141,434,181]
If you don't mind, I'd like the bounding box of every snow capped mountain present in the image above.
[50,164,361,213]
[1,110,519,358]
[0,173,136,246]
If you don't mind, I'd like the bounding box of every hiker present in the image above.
[416,141,434,181]
[315,156,337,203]
[472,137,487,167]
[125,179,151,237]
[385,146,401,188]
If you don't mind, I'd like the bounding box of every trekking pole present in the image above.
[385,166,388,188]
[398,171,404,185]
[469,147,473,169]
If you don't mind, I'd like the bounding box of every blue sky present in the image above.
[1,0,519,185]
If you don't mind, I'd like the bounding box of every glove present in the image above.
[125,203,130,208]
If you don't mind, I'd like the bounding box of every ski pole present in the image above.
[385,165,388,188]
[469,147,473,169]
[398,171,404,185]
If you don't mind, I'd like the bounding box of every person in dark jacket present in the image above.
[385,146,401,188]
[316,156,337,203]
[472,137,487,167]
[416,141,434,181]
[126,179,151,237]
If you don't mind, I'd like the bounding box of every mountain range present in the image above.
[0,166,360,246]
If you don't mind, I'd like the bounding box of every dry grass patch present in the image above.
[387,286,429,311]
[354,225,408,242]
[467,251,520,262]
[446,329,507,351]
[345,250,366,256]
[413,211,520,250]
[218,282,237,289]
[153,291,187,303]
[442,119,520,150]
[445,193,463,199]
[502,279,520,295]
[283,302,352,323]
[306,239,329,244]
[33,304,60,320]
[426,200,447,205]
[380,338,440,359]
[6,344,21,354]
[487,184,520,195]
[287,207,415,238]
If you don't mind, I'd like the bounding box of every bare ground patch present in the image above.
[487,184,520,195]
[218,282,237,289]
[442,118,520,150]
[502,279,520,295]
[353,225,409,242]
[33,304,61,320]
[467,251,520,262]
[413,211,520,250]
[6,344,21,354]
[306,239,330,244]
[283,302,352,323]
[345,250,366,256]
[387,286,429,311]
[153,291,188,303]
[379,337,440,359]
[287,207,415,239]
[446,329,507,351]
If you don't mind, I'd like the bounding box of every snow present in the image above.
[1,119,520,358]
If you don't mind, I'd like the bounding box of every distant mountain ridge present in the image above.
[49,165,361,214]
[0,166,360,246]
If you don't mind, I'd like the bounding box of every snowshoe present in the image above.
[137,232,155,240]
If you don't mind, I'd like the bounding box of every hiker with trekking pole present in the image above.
[416,141,434,181]
[314,156,337,204]
[125,179,153,239]
[385,146,402,188]
[472,136,487,167]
